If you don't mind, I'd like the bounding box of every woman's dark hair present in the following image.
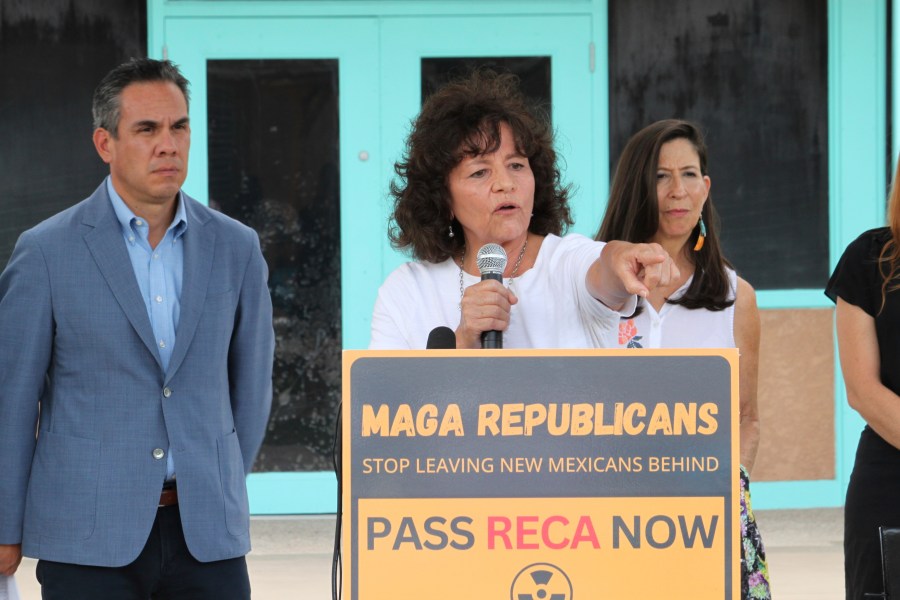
[596,119,734,311]
[389,70,572,263]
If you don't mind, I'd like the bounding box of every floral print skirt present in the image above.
[741,465,772,599]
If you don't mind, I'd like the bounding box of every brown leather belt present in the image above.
[158,487,178,507]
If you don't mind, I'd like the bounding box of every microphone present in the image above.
[476,243,508,349]
[426,326,456,349]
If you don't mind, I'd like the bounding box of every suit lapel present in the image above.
[165,196,216,383]
[82,186,163,371]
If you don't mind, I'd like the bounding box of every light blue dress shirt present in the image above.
[107,177,187,481]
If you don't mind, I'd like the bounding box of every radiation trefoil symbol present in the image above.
[510,562,574,600]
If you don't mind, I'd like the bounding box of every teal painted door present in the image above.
[146,0,891,515]
[162,14,593,514]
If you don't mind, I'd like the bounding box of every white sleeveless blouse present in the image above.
[617,268,737,349]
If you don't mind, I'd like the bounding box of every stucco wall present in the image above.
[754,308,835,481]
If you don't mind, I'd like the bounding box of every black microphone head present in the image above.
[426,326,456,349]
[476,243,507,277]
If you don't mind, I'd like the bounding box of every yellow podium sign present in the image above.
[342,349,740,599]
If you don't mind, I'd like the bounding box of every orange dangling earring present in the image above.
[693,217,707,252]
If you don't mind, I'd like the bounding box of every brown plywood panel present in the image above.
[752,309,834,482]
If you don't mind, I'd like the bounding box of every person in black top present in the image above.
[826,175,900,599]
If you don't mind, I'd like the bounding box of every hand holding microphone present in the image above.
[455,243,517,349]
[476,244,507,349]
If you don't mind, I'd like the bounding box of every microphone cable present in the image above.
[331,403,342,600]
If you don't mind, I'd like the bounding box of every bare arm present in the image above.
[836,297,900,448]
[585,241,678,310]
[734,277,761,473]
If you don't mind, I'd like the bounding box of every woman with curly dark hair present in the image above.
[370,70,676,349]
[597,119,770,599]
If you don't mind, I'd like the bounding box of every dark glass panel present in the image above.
[0,0,146,266]
[208,59,341,472]
[422,56,551,116]
[608,0,828,289]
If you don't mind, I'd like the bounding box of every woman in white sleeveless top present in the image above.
[596,120,770,599]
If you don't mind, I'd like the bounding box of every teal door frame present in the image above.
[149,0,888,513]
[151,1,598,514]
[744,0,887,510]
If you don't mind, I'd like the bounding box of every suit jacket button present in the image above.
[153,448,165,460]
[163,387,172,398]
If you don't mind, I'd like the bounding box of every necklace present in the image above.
[458,237,529,309]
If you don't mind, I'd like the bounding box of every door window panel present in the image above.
[608,0,828,289]
[421,56,551,113]
[0,1,146,267]
[207,59,341,472]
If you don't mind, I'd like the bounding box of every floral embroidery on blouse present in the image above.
[619,319,643,348]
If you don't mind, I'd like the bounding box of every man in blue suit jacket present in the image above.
[0,58,274,599]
